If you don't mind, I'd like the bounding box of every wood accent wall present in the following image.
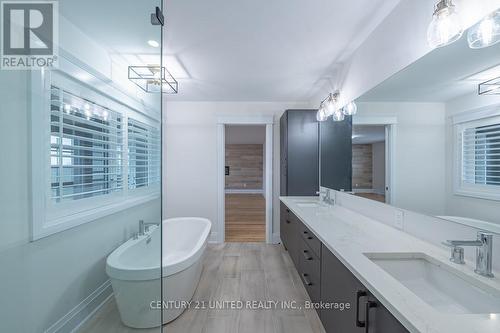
[225,144,263,190]
[352,144,372,189]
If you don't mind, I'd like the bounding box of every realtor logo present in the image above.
[1,1,58,69]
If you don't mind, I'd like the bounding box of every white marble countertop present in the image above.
[280,196,500,333]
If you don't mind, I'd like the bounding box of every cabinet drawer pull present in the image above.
[303,231,308,234]
[364,300,377,333]
[286,220,291,224]
[302,250,313,260]
[286,209,290,213]
[301,273,312,286]
[356,290,368,327]
[307,236,313,240]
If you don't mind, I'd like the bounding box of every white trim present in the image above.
[225,189,264,194]
[265,124,273,244]
[216,118,274,244]
[216,124,226,243]
[45,280,113,333]
[452,103,500,125]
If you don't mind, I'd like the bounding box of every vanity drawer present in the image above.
[299,241,321,303]
[299,223,321,258]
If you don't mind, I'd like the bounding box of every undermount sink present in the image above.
[296,202,321,208]
[365,252,500,314]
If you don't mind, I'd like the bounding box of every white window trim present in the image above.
[31,65,160,241]
[453,105,500,202]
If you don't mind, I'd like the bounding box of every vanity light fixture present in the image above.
[342,101,357,116]
[128,65,178,94]
[427,0,463,49]
[332,110,345,122]
[324,92,340,116]
[468,9,500,49]
[316,102,328,122]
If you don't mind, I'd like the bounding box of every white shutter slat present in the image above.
[51,86,124,203]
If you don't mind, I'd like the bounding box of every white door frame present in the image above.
[353,116,397,204]
[216,116,274,243]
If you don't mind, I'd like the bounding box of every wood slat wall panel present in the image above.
[352,144,372,189]
[225,144,263,190]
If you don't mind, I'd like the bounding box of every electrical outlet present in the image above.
[395,210,404,230]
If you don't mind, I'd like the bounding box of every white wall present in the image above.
[355,102,446,215]
[162,101,310,242]
[444,92,500,224]
[372,141,386,195]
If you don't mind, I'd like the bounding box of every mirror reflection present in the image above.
[337,29,499,225]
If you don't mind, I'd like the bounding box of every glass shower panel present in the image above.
[0,0,163,332]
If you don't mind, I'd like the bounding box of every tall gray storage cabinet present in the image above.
[280,110,319,196]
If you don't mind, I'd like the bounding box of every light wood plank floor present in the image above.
[355,192,386,203]
[225,194,265,242]
[78,243,325,333]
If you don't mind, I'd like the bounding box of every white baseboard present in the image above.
[272,233,281,244]
[45,280,113,333]
[209,231,220,243]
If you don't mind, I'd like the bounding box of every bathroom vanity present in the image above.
[280,196,500,333]
[280,201,408,332]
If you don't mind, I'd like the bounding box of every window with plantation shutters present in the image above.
[127,118,161,189]
[32,71,161,240]
[455,114,500,201]
[50,86,124,202]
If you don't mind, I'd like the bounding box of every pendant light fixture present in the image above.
[342,101,357,116]
[427,0,463,49]
[468,9,500,49]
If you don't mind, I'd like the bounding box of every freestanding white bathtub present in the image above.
[106,217,211,328]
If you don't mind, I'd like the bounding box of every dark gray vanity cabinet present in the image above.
[321,244,366,332]
[321,244,409,333]
[280,110,319,196]
[281,202,409,333]
[280,202,299,266]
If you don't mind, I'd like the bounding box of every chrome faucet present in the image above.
[443,231,494,278]
[322,189,334,205]
[138,220,159,236]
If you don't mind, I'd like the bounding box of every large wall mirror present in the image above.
[345,27,500,226]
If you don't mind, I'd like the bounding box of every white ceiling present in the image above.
[60,0,401,102]
[352,125,385,144]
[359,35,500,103]
[164,0,400,101]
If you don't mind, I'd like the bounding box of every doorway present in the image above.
[216,116,273,244]
[224,125,266,242]
[352,125,389,203]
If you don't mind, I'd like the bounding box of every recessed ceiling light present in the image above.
[148,40,160,48]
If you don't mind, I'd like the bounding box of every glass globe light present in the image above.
[468,9,500,49]
[324,93,339,116]
[332,110,345,122]
[342,101,357,116]
[427,0,463,49]
[316,103,328,122]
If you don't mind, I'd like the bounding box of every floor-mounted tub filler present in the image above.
[106,217,212,328]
